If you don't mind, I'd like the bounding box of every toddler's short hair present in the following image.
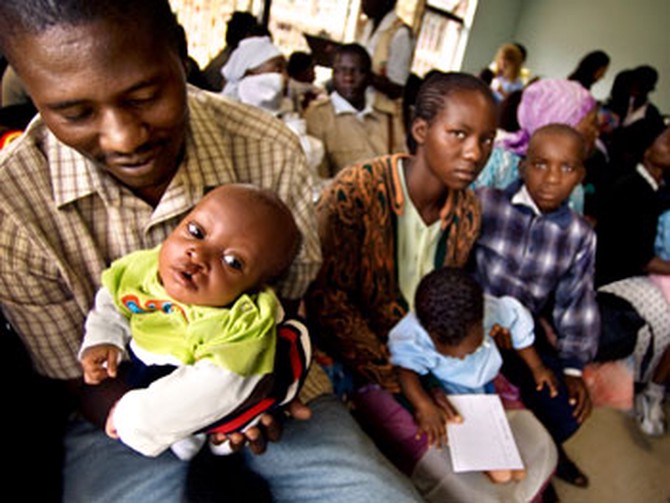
[529,123,586,159]
[415,267,483,346]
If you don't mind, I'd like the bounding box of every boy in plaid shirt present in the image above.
[473,124,600,489]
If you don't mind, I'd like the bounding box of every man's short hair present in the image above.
[0,0,181,59]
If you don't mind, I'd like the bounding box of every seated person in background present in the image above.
[389,267,558,483]
[357,0,414,129]
[478,67,494,86]
[496,89,523,134]
[287,51,323,114]
[622,65,663,129]
[567,50,610,92]
[489,43,525,102]
[222,35,325,179]
[79,184,309,460]
[596,125,670,436]
[176,24,214,92]
[202,11,259,92]
[304,43,406,180]
[474,124,599,489]
[606,65,665,176]
[221,35,288,111]
[596,124,670,287]
[473,79,599,216]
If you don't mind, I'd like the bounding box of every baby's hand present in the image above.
[489,324,513,350]
[415,402,448,448]
[430,387,463,424]
[80,344,120,385]
[532,365,558,398]
[105,402,119,439]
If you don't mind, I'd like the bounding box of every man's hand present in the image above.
[80,344,120,384]
[209,398,312,455]
[564,374,592,423]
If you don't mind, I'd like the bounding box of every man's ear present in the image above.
[411,118,428,147]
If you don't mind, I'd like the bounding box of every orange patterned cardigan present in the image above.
[306,154,481,393]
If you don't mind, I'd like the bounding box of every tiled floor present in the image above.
[553,404,670,503]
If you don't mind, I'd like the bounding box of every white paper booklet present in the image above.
[446,394,524,473]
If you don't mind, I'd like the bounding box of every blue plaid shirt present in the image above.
[473,180,600,369]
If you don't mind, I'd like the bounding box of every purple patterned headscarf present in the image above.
[500,79,597,155]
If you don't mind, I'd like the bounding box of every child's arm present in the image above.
[397,367,456,448]
[489,323,513,350]
[516,346,558,397]
[80,344,122,385]
[79,287,130,384]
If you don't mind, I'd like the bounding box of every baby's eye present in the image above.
[561,163,577,173]
[187,222,204,239]
[450,130,467,140]
[222,254,243,271]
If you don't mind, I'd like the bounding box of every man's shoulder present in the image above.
[0,120,53,208]
[187,88,299,149]
[321,155,396,203]
[304,96,334,119]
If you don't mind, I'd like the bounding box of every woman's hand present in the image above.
[209,398,312,454]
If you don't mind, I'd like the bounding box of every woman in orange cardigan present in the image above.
[308,72,557,502]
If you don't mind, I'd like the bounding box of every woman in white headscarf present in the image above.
[222,36,324,181]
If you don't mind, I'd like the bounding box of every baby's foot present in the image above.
[512,469,527,481]
[486,469,512,483]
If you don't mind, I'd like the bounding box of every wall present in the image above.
[461,0,522,77]
[461,0,670,114]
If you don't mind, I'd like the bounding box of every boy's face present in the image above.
[435,323,484,360]
[332,53,369,105]
[10,20,188,205]
[521,130,585,214]
[158,188,286,307]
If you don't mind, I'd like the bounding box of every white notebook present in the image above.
[446,394,524,472]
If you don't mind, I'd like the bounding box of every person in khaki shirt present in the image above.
[305,43,406,179]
